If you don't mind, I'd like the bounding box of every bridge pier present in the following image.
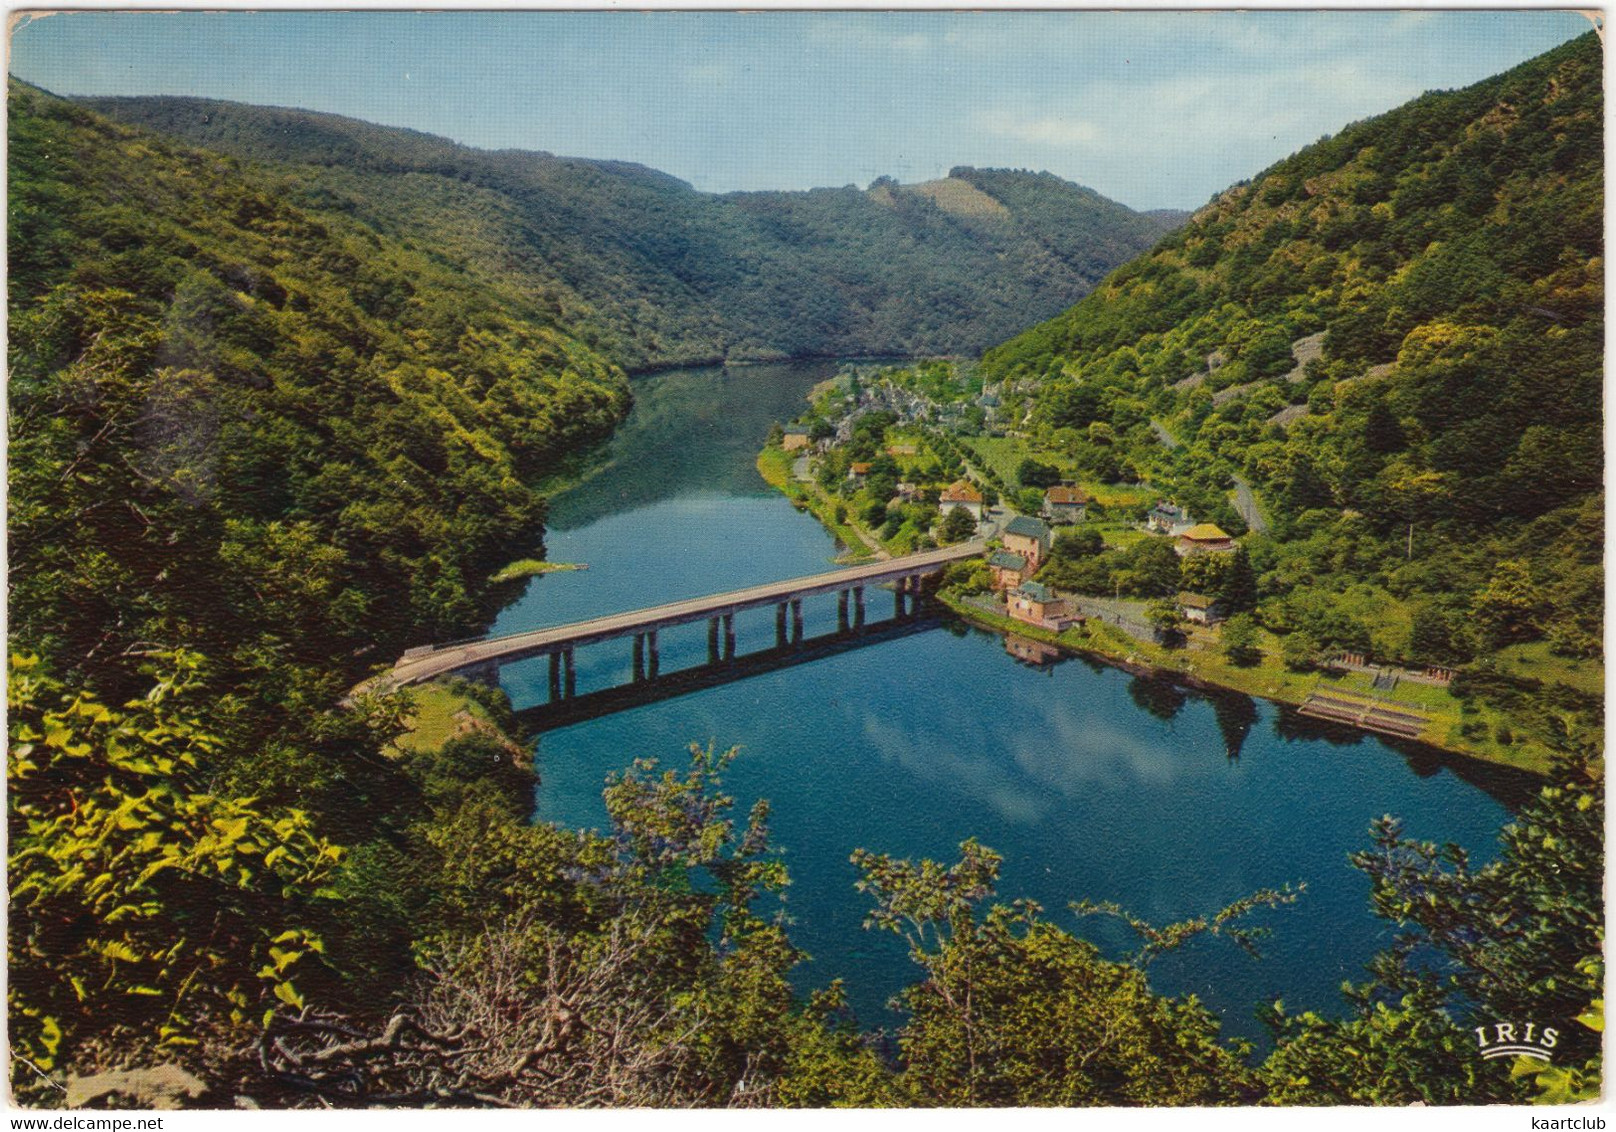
[380,542,985,698]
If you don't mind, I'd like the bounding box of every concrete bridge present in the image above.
[516,610,944,733]
[373,541,986,700]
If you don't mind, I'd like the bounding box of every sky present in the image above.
[8,9,1596,212]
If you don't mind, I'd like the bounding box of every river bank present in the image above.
[442,355,1534,1038]
[935,590,1554,778]
[754,445,1556,778]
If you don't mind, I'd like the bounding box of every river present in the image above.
[488,359,1532,1044]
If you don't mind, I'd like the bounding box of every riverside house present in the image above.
[1042,485,1090,525]
[1002,515,1053,570]
[1147,500,1191,535]
[1008,581,1076,631]
[987,550,1030,591]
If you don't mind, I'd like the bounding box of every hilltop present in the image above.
[75,94,1182,370]
[958,32,1602,768]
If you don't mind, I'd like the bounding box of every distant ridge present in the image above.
[78,94,1185,371]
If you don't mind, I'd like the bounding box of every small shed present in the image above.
[1176,591,1226,626]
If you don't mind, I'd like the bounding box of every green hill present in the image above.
[76,95,1182,370]
[9,80,631,699]
[977,34,1602,761]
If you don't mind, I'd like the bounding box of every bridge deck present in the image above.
[379,541,985,690]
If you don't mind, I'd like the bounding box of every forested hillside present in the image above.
[6,38,1604,1108]
[10,80,631,693]
[78,95,1182,370]
[977,33,1603,756]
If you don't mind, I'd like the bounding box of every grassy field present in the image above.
[392,683,494,754]
[961,435,1149,507]
[1493,639,1605,697]
[756,446,879,564]
[1097,525,1151,550]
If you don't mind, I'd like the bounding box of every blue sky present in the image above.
[9,9,1594,211]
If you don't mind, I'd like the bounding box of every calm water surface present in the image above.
[490,360,1530,1042]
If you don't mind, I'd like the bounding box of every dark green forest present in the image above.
[77,95,1182,372]
[6,36,1604,1109]
[979,34,1604,759]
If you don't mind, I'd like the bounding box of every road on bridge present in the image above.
[370,540,988,692]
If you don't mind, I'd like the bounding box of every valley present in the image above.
[5,20,1603,1111]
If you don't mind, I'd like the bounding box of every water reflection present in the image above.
[1208,690,1260,761]
[1128,673,1190,723]
[550,360,853,530]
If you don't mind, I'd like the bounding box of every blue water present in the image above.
[491,360,1528,1043]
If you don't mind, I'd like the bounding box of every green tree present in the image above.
[1053,526,1103,560]
[1146,600,1185,647]
[1016,458,1061,489]
[8,653,343,1091]
[1221,613,1262,666]
[1124,538,1182,597]
[1280,630,1322,672]
[852,841,1257,1106]
[1471,559,1541,646]
[938,507,978,544]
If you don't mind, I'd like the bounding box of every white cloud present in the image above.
[973,109,1100,148]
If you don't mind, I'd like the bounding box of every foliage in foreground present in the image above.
[12,653,1599,1109]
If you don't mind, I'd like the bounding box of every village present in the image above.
[766,366,1243,641]
[759,362,1456,745]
